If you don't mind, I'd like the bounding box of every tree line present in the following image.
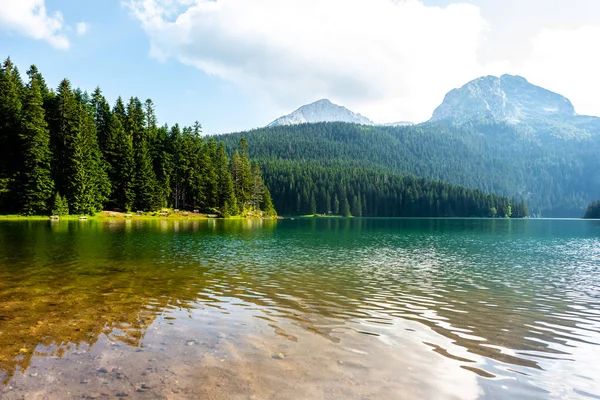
[0,58,275,217]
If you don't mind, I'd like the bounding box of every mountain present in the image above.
[268,99,373,127]
[431,74,577,124]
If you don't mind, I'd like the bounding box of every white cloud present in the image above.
[127,0,600,122]
[516,25,600,117]
[0,0,70,50]
[76,21,89,36]
[127,0,505,123]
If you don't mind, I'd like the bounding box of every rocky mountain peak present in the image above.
[430,74,576,124]
[268,99,373,127]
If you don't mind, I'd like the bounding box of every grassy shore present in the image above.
[0,211,277,221]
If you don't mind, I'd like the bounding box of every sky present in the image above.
[1,0,599,133]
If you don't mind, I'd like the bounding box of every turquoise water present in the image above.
[0,218,599,399]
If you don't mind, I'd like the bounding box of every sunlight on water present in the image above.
[0,218,598,399]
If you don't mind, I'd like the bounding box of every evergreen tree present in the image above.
[250,162,265,212]
[69,100,110,215]
[310,192,317,215]
[261,186,277,217]
[230,150,243,213]
[215,142,237,215]
[351,195,362,217]
[204,137,219,209]
[107,104,135,211]
[127,97,158,210]
[51,193,69,216]
[151,124,173,209]
[342,197,351,217]
[52,79,78,197]
[333,194,340,215]
[231,138,252,211]
[53,79,109,215]
[91,87,111,154]
[19,66,54,215]
[0,58,23,212]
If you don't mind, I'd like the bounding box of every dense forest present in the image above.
[0,57,528,218]
[219,121,600,217]
[0,58,275,217]
[584,201,600,219]
[260,160,527,217]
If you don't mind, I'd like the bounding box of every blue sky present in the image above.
[1,0,265,133]
[1,0,600,133]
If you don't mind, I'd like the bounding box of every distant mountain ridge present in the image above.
[267,74,600,132]
[268,99,373,127]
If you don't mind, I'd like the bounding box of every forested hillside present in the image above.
[0,58,275,217]
[219,121,600,217]
[0,57,526,219]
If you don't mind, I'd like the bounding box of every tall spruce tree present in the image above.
[260,186,277,217]
[204,137,219,209]
[152,124,173,209]
[19,66,54,215]
[110,111,135,211]
[250,162,265,212]
[0,58,24,212]
[231,138,252,211]
[54,79,109,215]
[69,98,110,215]
[127,97,158,210]
[215,142,237,216]
[52,79,79,200]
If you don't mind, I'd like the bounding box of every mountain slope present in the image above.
[431,74,576,124]
[219,120,600,217]
[268,99,373,127]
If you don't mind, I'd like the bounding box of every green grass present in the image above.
[0,212,277,221]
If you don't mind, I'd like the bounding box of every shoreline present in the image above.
[0,211,279,221]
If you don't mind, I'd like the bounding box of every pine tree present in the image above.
[69,101,110,215]
[19,66,54,215]
[250,162,265,212]
[0,58,24,212]
[215,142,237,216]
[204,137,219,209]
[231,138,252,211]
[260,186,277,217]
[91,87,111,153]
[342,197,351,217]
[54,79,109,215]
[333,194,340,215]
[230,150,243,213]
[107,105,135,211]
[51,193,69,216]
[52,79,78,198]
[351,195,362,217]
[127,97,158,210]
[152,124,173,209]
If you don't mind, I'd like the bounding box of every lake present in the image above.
[0,218,599,399]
